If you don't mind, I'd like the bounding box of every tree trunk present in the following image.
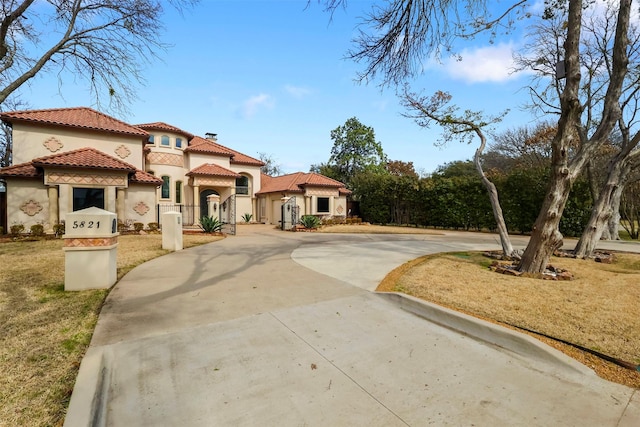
[607,186,623,240]
[518,172,573,272]
[472,130,514,257]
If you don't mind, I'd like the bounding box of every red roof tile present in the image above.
[135,122,194,139]
[32,147,137,171]
[186,163,241,178]
[0,148,161,185]
[184,136,264,166]
[229,148,264,166]
[257,172,349,194]
[130,170,163,185]
[0,162,42,178]
[184,136,235,156]
[0,107,148,138]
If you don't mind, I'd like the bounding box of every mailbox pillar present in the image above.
[63,207,118,291]
[162,211,183,251]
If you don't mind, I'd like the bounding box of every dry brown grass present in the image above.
[377,251,640,388]
[0,233,223,427]
[318,223,443,234]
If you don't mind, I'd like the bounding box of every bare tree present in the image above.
[0,97,28,167]
[317,0,529,86]
[258,152,284,176]
[400,88,515,257]
[483,122,555,172]
[515,1,640,258]
[319,0,636,272]
[0,0,195,113]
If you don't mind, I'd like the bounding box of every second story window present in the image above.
[161,135,170,146]
[235,175,249,195]
[147,135,155,145]
[176,181,182,204]
[176,137,183,148]
[161,176,170,199]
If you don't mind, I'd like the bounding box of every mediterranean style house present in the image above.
[0,107,350,233]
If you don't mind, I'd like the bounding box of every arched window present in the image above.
[161,135,170,146]
[235,175,249,195]
[175,181,182,204]
[176,137,183,148]
[161,175,170,199]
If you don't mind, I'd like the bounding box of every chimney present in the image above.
[205,132,218,141]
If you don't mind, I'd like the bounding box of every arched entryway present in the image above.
[199,189,219,218]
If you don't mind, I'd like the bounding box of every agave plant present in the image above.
[242,213,253,223]
[199,216,223,233]
[299,215,321,229]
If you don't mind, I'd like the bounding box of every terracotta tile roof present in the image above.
[0,162,42,178]
[186,163,241,178]
[257,172,350,194]
[32,147,137,171]
[184,136,235,156]
[135,122,194,139]
[130,170,163,185]
[184,136,264,166]
[0,107,148,138]
[229,148,264,167]
[0,148,161,185]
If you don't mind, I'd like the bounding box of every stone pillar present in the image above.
[162,211,183,251]
[207,194,220,219]
[63,207,118,291]
[48,186,59,232]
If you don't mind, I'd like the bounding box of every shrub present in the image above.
[299,215,321,229]
[199,216,223,233]
[10,223,24,237]
[147,222,159,232]
[242,213,253,223]
[53,222,65,237]
[133,222,144,232]
[117,220,129,232]
[30,224,45,237]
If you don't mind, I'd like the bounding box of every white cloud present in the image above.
[240,93,274,119]
[284,84,312,99]
[441,43,520,83]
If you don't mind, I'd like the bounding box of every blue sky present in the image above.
[22,0,541,175]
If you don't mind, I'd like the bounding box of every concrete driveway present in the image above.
[64,226,639,426]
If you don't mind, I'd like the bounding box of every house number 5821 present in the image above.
[72,221,100,229]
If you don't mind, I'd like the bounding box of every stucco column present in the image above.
[329,196,335,216]
[116,188,125,221]
[251,197,257,221]
[48,186,59,231]
[193,185,200,223]
[305,196,311,216]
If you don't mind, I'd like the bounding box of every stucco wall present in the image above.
[125,185,158,225]
[11,123,145,168]
[186,152,231,170]
[5,179,49,230]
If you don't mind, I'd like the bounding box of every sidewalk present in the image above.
[64,229,639,426]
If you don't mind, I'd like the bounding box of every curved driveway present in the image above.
[65,226,639,427]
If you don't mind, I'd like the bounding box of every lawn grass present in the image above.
[0,233,223,427]
[377,251,640,389]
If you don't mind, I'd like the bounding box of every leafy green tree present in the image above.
[325,117,387,188]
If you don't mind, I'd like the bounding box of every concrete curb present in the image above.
[64,347,110,427]
[376,291,596,379]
